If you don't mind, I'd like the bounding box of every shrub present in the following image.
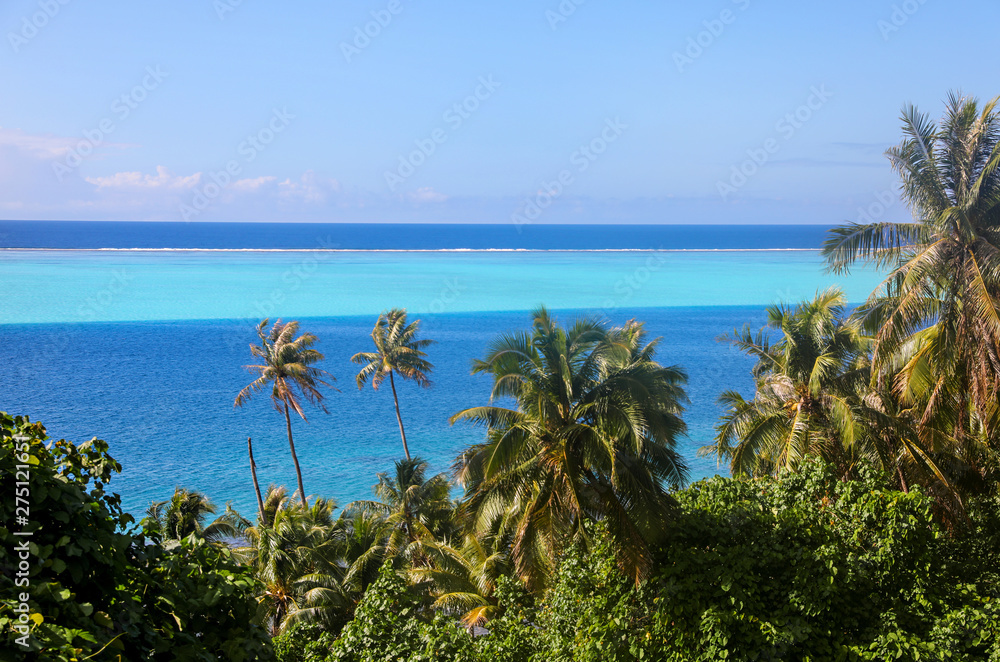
[0,413,274,660]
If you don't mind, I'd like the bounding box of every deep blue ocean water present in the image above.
[0,222,880,519]
[0,221,829,250]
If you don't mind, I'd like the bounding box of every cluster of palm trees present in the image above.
[147,92,998,638]
[707,93,1000,516]
[170,305,692,635]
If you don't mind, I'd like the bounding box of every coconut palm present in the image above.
[236,486,347,635]
[410,534,509,627]
[352,308,435,460]
[451,307,689,588]
[345,457,455,567]
[822,93,1000,446]
[247,436,265,522]
[705,289,871,477]
[235,319,335,507]
[143,488,243,544]
[852,378,968,519]
[339,509,393,595]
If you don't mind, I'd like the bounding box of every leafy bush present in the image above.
[532,528,646,662]
[472,576,538,662]
[0,412,274,660]
[273,621,337,662]
[649,460,1000,661]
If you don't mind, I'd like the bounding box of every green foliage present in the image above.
[327,563,426,661]
[648,460,1000,661]
[291,463,999,662]
[128,534,274,661]
[272,621,337,662]
[0,412,273,661]
[532,526,648,662]
[1,412,136,658]
[468,576,537,662]
[414,613,479,662]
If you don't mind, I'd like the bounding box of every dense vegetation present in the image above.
[0,413,272,660]
[2,95,999,660]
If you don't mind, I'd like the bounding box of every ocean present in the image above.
[0,221,883,519]
[0,221,831,251]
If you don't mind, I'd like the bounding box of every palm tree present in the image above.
[451,307,689,588]
[144,488,243,543]
[235,319,335,507]
[345,457,455,567]
[853,379,968,519]
[705,289,871,477]
[247,436,265,522]
[339,509,393,595]
[410,534,509,628]
[236,486,347,635]
[822,93,1000,446]
[352,308,435,460]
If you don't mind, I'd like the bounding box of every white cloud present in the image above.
[0,127,76,159]
[277,170,340,203]
[85,166,201,190]
[231,176,277,192]
[407,186,448,203]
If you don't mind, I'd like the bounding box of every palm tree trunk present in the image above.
[284,401,308,507]
[247,437,266,523]
[389,371,411,460]
[897,464,909,493]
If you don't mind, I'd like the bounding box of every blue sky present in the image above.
[1,0,997,224]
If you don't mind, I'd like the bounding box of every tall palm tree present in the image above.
[235,319,335,507]
[247,436,265,522]
[352,308,435,461]
[705,289,871,477]
[144,488,243,544]
[451,307,689,588]
[822,93,1000,446]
